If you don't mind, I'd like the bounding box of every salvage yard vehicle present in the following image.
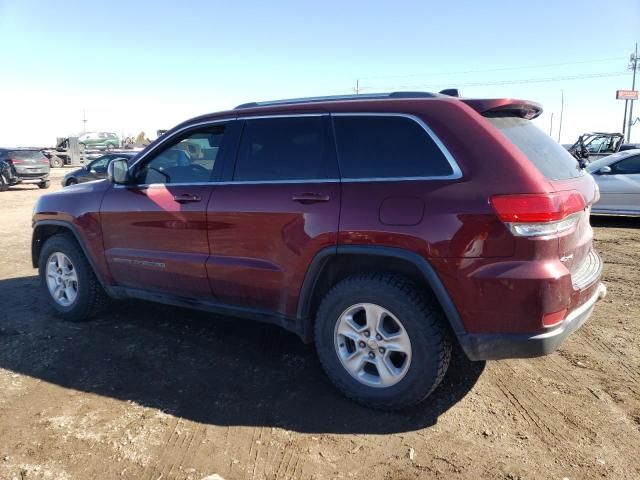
[61,152,138,186]
[0,148,50,191]
[78,132,120,150]
[565,132,639,164]
[31,92,606,410]
[586,149,640,216]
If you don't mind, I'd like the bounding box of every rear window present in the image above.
[333,115,454,179]
[486,117,582,180]
[9,150,46,161]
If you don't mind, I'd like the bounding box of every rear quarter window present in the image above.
[486,116,582,181]
[333,115,455,179]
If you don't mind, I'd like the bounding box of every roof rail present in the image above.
[234,91,441,109]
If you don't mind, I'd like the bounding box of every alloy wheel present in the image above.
[334,303,412,388]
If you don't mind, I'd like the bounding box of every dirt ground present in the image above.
[0,170,638,480]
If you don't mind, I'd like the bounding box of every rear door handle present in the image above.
[173,193,202,203]
[291,193,331,204]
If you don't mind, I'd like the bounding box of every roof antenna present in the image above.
[439,88,460,97]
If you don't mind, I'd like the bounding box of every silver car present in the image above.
[586,149,640,216]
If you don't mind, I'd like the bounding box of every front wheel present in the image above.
[38,180,51,189]
[0,173,8,192]
[314,273,452,410]
[38,234,109,321]
[106,144,114,151]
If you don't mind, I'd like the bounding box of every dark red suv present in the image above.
[32,92,606,409]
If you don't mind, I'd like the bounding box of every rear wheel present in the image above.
[0,173,8,192]
[106,144,114,151]
[38,234,109,321]
[315,273,451,410]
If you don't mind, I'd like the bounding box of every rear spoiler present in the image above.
[461,99,543,120]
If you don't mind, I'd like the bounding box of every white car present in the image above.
[587,149,640,216]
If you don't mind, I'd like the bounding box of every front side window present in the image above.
[611,155,640,174]
[134,126,225,184]
[333,115,454,179]
[90,155,111,171]
[233,116,329,181]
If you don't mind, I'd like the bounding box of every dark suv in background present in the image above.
[31,92,605,409]
[0,148,50,191]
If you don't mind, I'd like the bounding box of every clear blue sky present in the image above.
[0,0,638,145]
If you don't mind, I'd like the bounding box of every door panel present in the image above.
[101,184,214,297]
[99,121,234,297]
[596,173,640,212]
[205,182,340,314]
[204,114,340,316]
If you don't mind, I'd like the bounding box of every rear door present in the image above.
[205,114,340,315]
[100,121,233,298]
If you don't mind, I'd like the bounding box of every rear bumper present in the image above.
[459,283,607,361]
[13,174,49,184]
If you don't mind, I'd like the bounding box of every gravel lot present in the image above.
[0,171,638,480]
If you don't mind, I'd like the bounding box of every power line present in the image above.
[359,71,630,91]
[358,57,627,81]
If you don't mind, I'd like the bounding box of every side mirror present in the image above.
[598,166,612,175]
[107,158,130,184]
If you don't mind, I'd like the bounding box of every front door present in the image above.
[205,115,340,315]
[101,122,233,298]
[596,154,640,213]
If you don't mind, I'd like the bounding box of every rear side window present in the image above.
[333,115,454,179]
[234,117,330,181]
[486,116,582,180]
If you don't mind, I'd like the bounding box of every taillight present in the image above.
[490,190,586,237]
[10,157,23,164]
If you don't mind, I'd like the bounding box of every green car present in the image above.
[78,132,120,150]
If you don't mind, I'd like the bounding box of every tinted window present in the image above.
[612,155,640,174]
[90,155,112,171]
[333,115,453,179]
[486,117,582,180]
[234,117,328,181]
[135,126,225,184]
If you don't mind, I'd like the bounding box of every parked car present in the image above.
[586,149,640,216]
[0,148,50,191]
[61,152,138,187]
[31,92,606,409]
[78,132,120,150]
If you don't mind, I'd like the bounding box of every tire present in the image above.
[38,234,109,321]
[106,144,114,151]
[0,174,8,192]
[38,180,51,189]
[314,273,452,410]
[50,156,63,168]
[66,178,78,186]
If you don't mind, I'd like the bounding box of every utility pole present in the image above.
[627,42,638,142]
[82,110,88,133]
[549,112,554,137]
[354,79,361,95]
[557,90,564,143]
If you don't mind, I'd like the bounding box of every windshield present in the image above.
[486,116,583,181]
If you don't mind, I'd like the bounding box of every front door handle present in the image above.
[173,193,201,203]
[292,193,331,204]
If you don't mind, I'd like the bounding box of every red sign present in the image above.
[616,90,638,100]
